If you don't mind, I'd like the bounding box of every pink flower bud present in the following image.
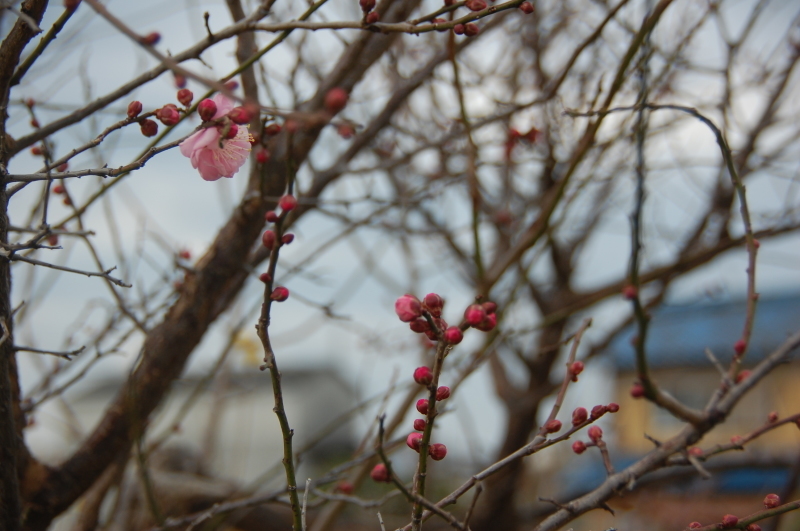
[688,523,701,529]
[264,123,282,136]
[413,367,433,386]
[256,147,271,164]
[413,419,426,431]
[474,313,497,332]
[156,104,180,126]
[271,286,289,302]
[630,382,645,398]
[622,284,638,300]
[178,249,191,260]
[52,185,65,194]
[324,87,348,114]
[570,361,584,376]
[588,426,603,443]
[453,24,465,35]
[177,88,193,107]
[409,319,431,333]
[262,230,276,249]
[730,435,743,446]
[279,194,298,212]
[395,295,422,322]
[464,304,486,326]
[140,119,158,137]
[47,234,58,246]
[572,407,588,426]
[734,339,747,355]
[768,411,778,423]
[764,493,780,508]
[544,419,562,433]
[198,99,217,122]
[30,146,43,155]
[127,100,143,118]
[365,11,379,24]
[406,432,423,452]
[57,162,68,172]
[416,398,429,415]
[735,370,751,383]
[607,403,620,413]
[436,386,450,400]
[265,210,279,222]
[482,301,497,314]
[746,525,762,531]
[370,463,390,483]
[429,443,447,461]
[464,23,479,36]
[590,405,607,420]
[721,515,738,528]
[281,233,294,245]
[141,32,161,46]
[259,272,272,283]
[228,106,252,125]
[466,0,486,11]
[688,446,703,457]
[572,441,586,454]
[359,0,376,11]
[443,326,463,344]
[422,293,444,316]
[519,1,533,13]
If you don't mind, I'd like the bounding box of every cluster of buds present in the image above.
[464,301,497,332]
[570,403,619,453]
[258,194,298,298]
[405,365,451,462]
[396,293,465,344]
[359,0,379,24]
[453,22,479,36]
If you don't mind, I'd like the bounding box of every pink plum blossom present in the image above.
[179,94,251,181]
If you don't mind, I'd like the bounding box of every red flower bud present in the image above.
[335,481,354,495]
[622,284,638,300]
[264,124,282,137]
[763,493,780,508]
[422,293,444,316]
[406,432,423,452]
[262,230,276,249]
[30,118,40,128]
[588,425,603,443]
[256,147,271,164]
[630,382,645,398]
[572,441,586,454]
[443,326,463,344]
[271,286,289,302]
[413,367,433,386]
[157,104,181,126]
[429,443,447,461]
[413,419,426,431]
[572,407,588,426]
[416,398,429,415]
[31,146,43,156]
[436,386,450,401]
[688,446,703,457]
[198,99,217,122]
[519,1,534,13]
[52,185,65,195]
[265,210,279,223]
[281,233,294,245]
[544,419,562,434]
[409,318,431,333]
[482,301,497,314]
[127,100,143,118]
[279,194,298,212]
[57,162,68,172]
[768,411,778,423]
[453,24,465,35]
[746,525,762,531]
[590,405,607,420]
[730,435,743,446]
[464,304,486,326]
[141,32,161,46]
[735,370,751,383]
[365,11,379,24]
[47,234,58,246]
[221,123,239,139]
[474,313,497,332]
[359,0,376,11]
[228,106,252,125]
[178,249,191,260]
[464,23,479,36]
[721,515,738,528]
[734,339,747,355]
[140,119,158,137]
[370,463,390,483]
[570,361,584,376]
[177,89,193,107]
[259,272,272,283]
[607,402,620,413]
[324,87,348,114]
[395,295,422,322]
[465,0,486,11]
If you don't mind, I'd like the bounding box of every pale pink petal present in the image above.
[211,94,234,119]
[180,128,218,158]
[196,150,223,181]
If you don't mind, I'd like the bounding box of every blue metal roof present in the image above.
[607,293,800,370]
